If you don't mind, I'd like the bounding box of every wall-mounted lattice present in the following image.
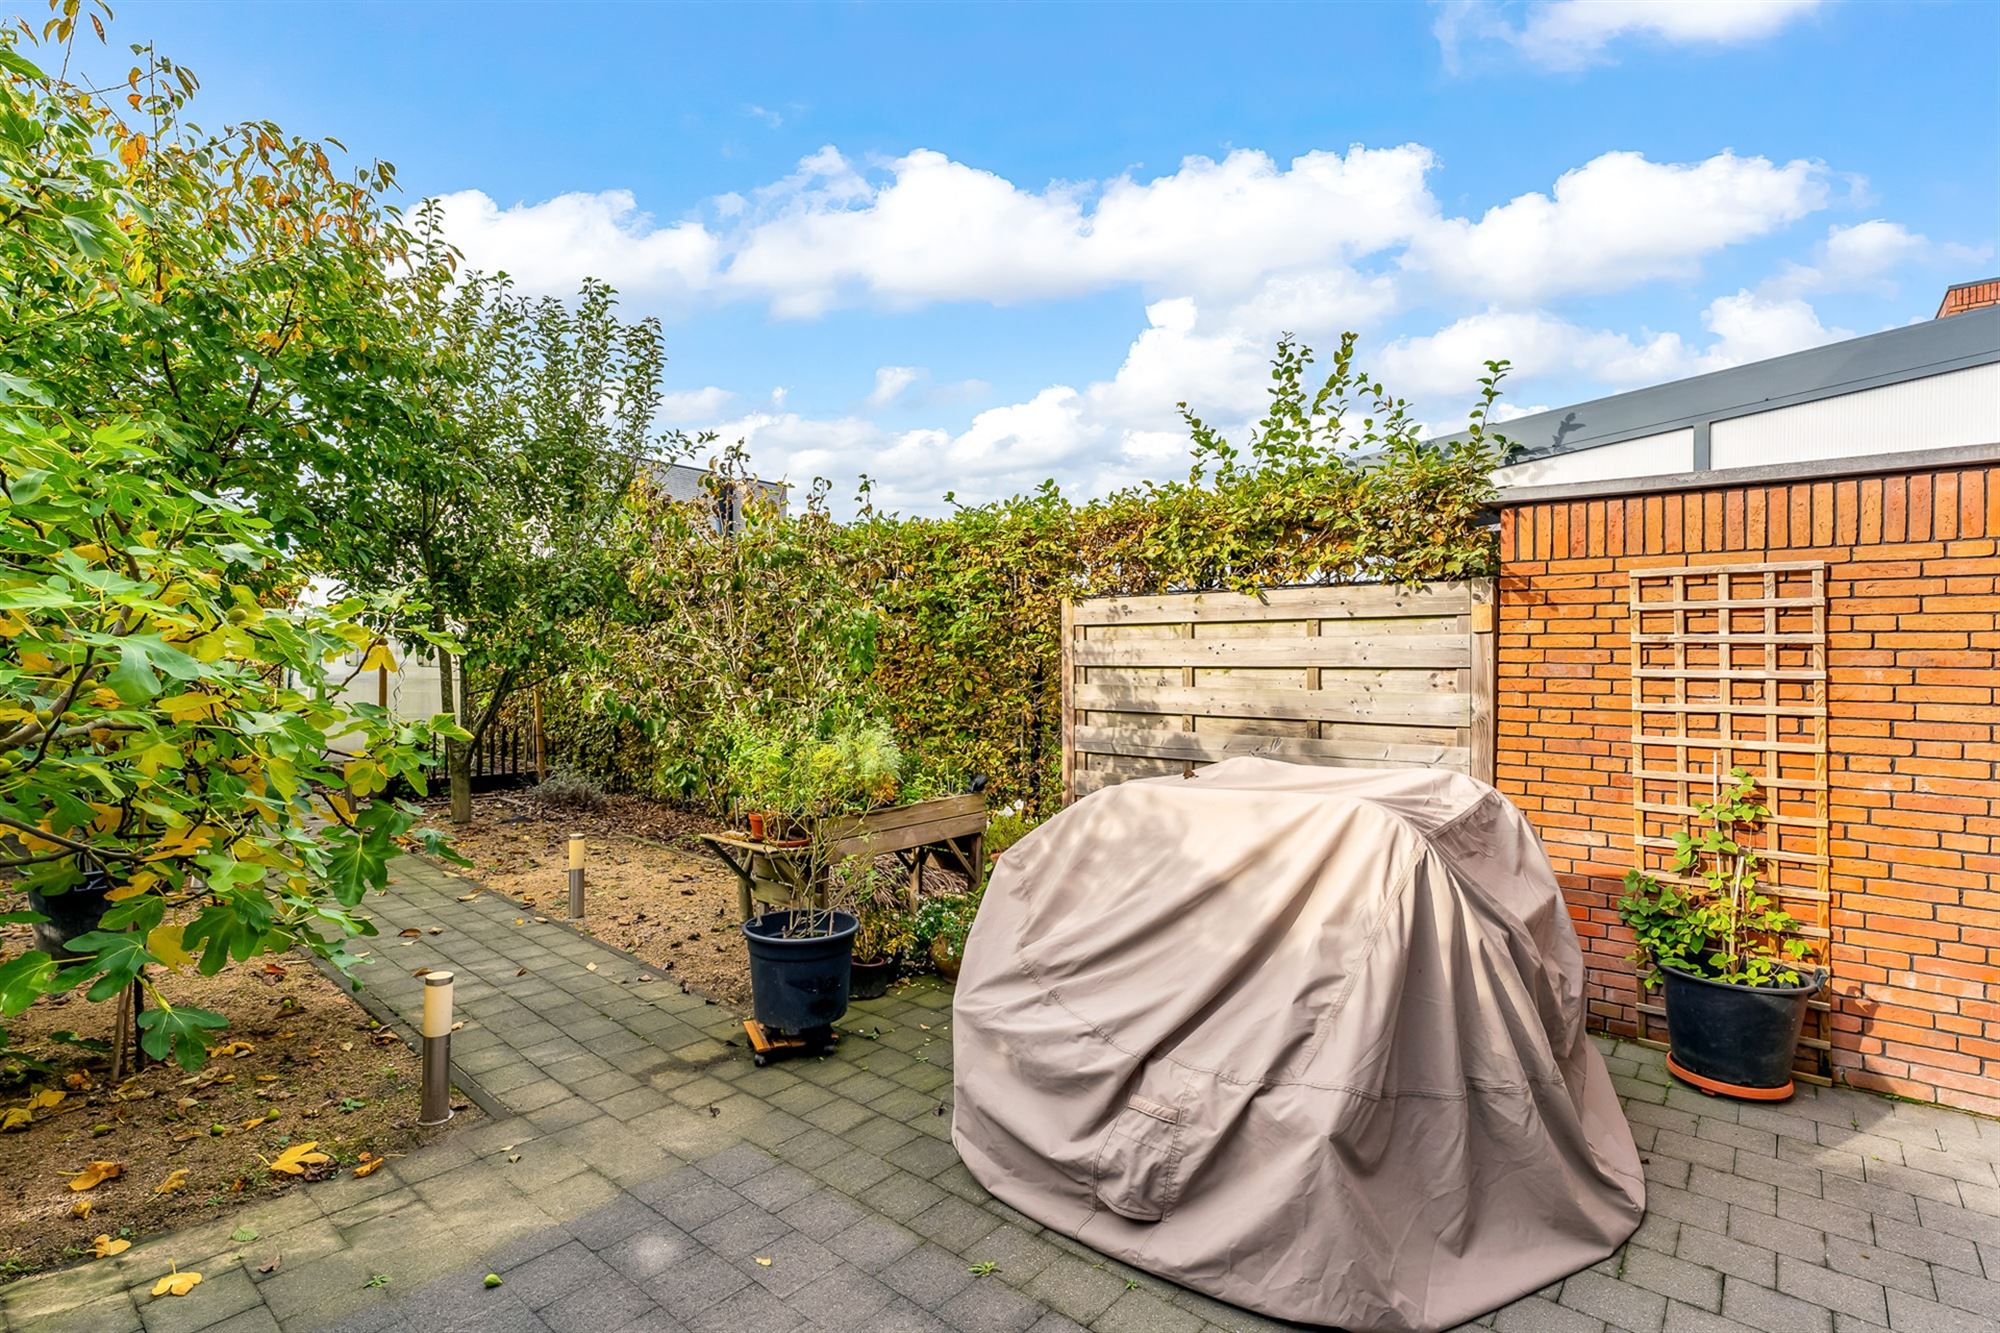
[1628,561,1831,1084]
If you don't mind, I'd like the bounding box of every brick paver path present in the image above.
[7,855,2000,1332]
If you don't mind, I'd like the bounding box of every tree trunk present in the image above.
[437,643,472,825]
[449,745,472,825]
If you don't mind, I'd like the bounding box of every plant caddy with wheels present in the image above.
[1619,765,1828,1100]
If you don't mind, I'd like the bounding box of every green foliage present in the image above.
[546,336,1508,815]
[912,887,983,967]
[1,5,459,1068]
[852,902,918,967]
[1618,767,1814,990]
[723,704,903,819]
[983,804,1038,858]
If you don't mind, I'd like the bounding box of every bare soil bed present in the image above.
[420,790,756,1004]
[422,789,974,1008]
[0,925,471,1281]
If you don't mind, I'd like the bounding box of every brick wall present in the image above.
[1496,461,2000,1116]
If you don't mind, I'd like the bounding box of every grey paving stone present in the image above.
[685,1281,805,1332]
[781,1262,897,1331]
[1022,1255,1128,1324]
[735,1163,820,1213]
[643,1248,752,1322]
[1826,1234,1940,1300]
[501,1240,614,1311]
[779,1187,873,1241]
[1884,1287,1996,1333]
[862,1169,951,1222]
[695,1203,792,1259]
[1493,1295,1604,1333]
[881,1241,981,1308]
[640,1168,746,1230]
[1092,1287,1205,1333]
[1928,1266,2000,1319]
[1720,1275,1832,1333]
[537,1271,658,1333]
[1623,1246,1725,1312]
[828,1215,924,1272]
[1560,1268,1669,1333]
[737,1229,840,1297]
[564,1194,663,1250]
[1777,1255,1889,1324]
[1679,1224,1779,1286]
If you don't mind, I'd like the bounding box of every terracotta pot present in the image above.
[930,935,962,983]
[746,812,767,840]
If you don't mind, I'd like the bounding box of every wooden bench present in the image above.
[701,793,988,921]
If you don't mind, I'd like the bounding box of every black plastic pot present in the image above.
[850,957,896,1001]
[27,864,118,958]
[1661,961,1827,1093]
[742,911,858,1035]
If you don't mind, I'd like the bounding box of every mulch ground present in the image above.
[0,924,473,1281]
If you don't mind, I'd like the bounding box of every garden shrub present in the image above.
[543,336,1509,816]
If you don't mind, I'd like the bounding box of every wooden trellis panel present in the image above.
[1061,581,1495,801]
[1628,561,1832,1083]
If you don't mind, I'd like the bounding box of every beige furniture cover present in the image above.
[952,757,1645,1332]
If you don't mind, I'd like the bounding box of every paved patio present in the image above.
[6,855,1998,1333]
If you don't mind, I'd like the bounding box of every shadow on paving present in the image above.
[6,856,2000,1332]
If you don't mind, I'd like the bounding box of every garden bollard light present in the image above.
[419,970,454,1126]
[568,833,585,919]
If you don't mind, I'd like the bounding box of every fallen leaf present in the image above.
[353,1157,385,1177]
[155,1168,190,1195]
[483,1273,502,1288]
[0,1108,30,1132]
[151,1269,203,1297]
[412,967,432,978]
[426,927,442,935]
[267,1141,331,1176]
[254,1074,280,1084]
[457,893,480,903]
[369,1031,401,1046]
[515,967,528,977]
[257,1254,281,1274]
[70,1199,92,1219]
[92,1235,130,1258]
[28,1088,64,1111]
[69,1160,123,1191]
[754,1256,773,1267]
[398,928,421,938]
[231,1226,259,1243]
[214,1041,255,1059]
[585,962,598,972]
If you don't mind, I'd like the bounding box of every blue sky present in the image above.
[107,0,1999,512]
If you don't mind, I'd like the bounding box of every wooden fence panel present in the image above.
[1061,580,1495,801]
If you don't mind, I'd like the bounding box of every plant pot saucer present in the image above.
[1666,1052,1795,1102]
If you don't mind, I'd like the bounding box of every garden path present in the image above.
[6,854,2000,1333]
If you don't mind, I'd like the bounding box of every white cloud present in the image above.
[431,189,718,300]
[1696,288,1846,365]
[721,143,1438,316]
[865,366,925,408]
[1407,150,1829,304]
[658,386,734,423]
[434,144,1833,323]
[1437,1,1824,72]
[745,104,784,129]
[1765,220,1990,298]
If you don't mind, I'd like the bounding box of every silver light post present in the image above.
[419,970,455,1126]
[567,833,585,919]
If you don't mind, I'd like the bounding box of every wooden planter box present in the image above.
[702,793,988,921]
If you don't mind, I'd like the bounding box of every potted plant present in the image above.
[850,902,916,1000]
[726,702,908,1034]
[1618,766,1827,1100]
[914,888,982,983]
